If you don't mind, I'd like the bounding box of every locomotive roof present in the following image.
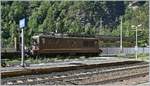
[32,34,97,39]
[32,32,134,41]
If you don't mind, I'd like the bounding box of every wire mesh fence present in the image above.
[100,47,149,55]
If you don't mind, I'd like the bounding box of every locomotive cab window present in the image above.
[42,38,45,44]
[31,36,39,50]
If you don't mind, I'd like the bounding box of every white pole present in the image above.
[21,28,24,67]
[100,18,102,33]
[136,27,138,60]
[14,37,17,49]
[120,17,123,53]
[149,1,150,82]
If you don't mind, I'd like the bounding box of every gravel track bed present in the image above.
[1,62,148,85]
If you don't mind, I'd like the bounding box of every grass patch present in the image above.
[7,59,20,66]
[137,53,149,61]
[4,55,81,66]
[118,53,149,61]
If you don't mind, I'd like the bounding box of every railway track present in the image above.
[1,61,149,85]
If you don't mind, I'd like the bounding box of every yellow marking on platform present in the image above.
[53,76,59,78]
[17,80,23,83]
[44,77,49,80]
[36,78,43,81]
[79,72,86,75]
[81,72,87,75]
[61,75,67,77]
[92,71,97,73]
[7,82,13,85]
[43,48,96,51]
[27,79,33,82]
[86,72,91,74]
[75,74,80,76]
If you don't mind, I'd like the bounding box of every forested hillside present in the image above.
[1,1,149,47]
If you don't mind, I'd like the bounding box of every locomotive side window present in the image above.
[42,38,45,44]
[94,40,98,47]
[83,40,94,47]
[83,41,88,47]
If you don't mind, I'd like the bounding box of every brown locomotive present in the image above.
[31,33,102,56]
[2,32,135,58]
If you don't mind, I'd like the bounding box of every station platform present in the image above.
[1,57,141,78]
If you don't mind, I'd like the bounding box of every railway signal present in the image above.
[19,18,25,67]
